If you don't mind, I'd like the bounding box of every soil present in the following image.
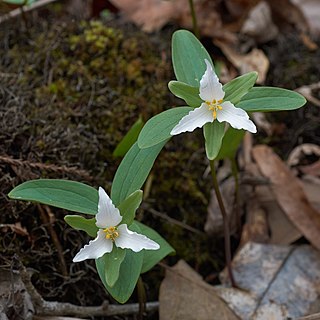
[0,3,319,320]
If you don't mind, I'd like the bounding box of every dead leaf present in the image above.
[296,82,320,107]
[252,145,320,250]
[0,222,29,237]
[300,161,320,177]
[0,270,34,319]
[159,260,239,320]
[218,242,320,319]
[240,197,270,247]
[214,40,269,84]
[241,1,279,43]
[251,112,273,136]
[291,0,320,36]
[287,143,320,167]
[205,173,250,236]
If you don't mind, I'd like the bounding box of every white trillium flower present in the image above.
[73,187,160,262]
[171,59,257,135]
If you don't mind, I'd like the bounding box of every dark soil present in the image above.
[0,3,319,320]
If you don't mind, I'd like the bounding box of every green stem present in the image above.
[209,160,236,287]
[231,157,241,236]
[188,0,199,38]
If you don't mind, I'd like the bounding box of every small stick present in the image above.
[0,0,59,24]
[18,262,159,317]
[37,204,68,277]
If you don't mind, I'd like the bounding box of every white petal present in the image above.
[73,230,113,262]
[115,224,160,252]
[217,101,257,133]
[170,103,213,135]
[199,59,225,102]
[96,187,122,228]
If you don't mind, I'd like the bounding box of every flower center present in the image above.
[103,226,119,241]
[206,99,223,119]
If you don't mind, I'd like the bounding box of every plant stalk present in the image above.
[209,160,236,287]
[188,0,199,38]
[231,157,241,236]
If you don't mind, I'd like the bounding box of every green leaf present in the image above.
[9,179,98,215]
[172,30,213,86]
[133,221,175,274]
[101,247,126,287]
[96,224,143,303]
[216,128,246,160]
[137,107,192,149]
[168,81,201,107]
[111,141,167,206]
[237,87,307,112]
[2,0,36,5]
[203,121,226,160]
[117,190,143,225]
[113,117,144,157]
[64,215,98,237]
[223,72,258,105]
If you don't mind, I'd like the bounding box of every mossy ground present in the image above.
[0,5,319,319]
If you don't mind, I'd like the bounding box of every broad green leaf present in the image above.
[137,107,192,149]
[96,224,143,303]
[172,30,213,86]
[168,81,201,107]
[113,117,144,157]
[117,190,143,225]
[2,0,36,4]
[216,128,246,160]
[203,121,226,160]
[9,179,98,215]
[237,87,306,112]
[111,141,167,206]
[133,221,175,274]
[101,247,126,287]
[223,72,258,105]
[64,215,98,237]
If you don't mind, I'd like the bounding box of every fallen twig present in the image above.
[0,0,59,24]
[0,155,92,181]
[18,263,159,317]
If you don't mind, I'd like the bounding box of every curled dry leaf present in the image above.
[218,242,320,319]
[252,145,320,250]
[287,143,320,168]
[159,260,239,320]
[214,40,269,84]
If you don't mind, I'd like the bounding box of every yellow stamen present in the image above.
[103,226,119,241]
[206,99,223,119]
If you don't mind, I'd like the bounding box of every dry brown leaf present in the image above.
[251,112,273,136]
[218,242,320,319]
[300,161,320,177]
[241,1,278,43]
[291,0,320,36]
[0,222,29,237]
[287,143,320,167]
[110,0,236,41]
[214,40,269,84]
[240,197,270,247]
[296,82,320,107]
[159,260,239,320]
[252,145,320,250]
